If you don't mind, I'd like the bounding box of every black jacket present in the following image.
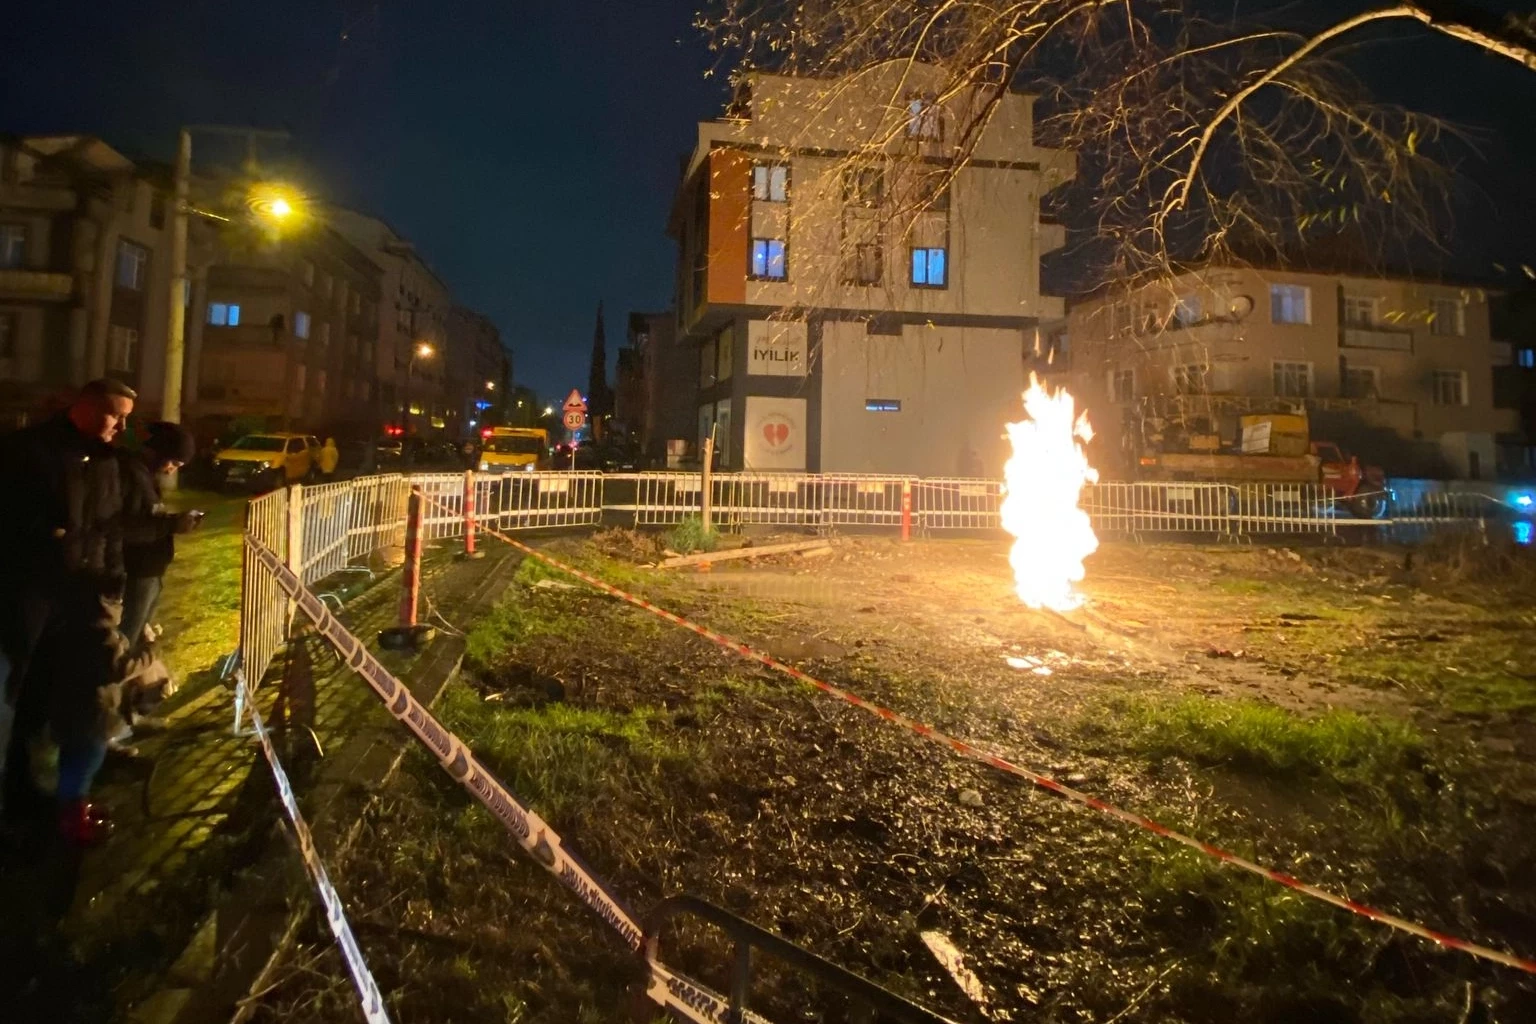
[119,451,177,579]
[0,413,124,591]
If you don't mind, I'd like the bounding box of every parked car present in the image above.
[213,433,320,491]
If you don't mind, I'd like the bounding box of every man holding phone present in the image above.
[118,421,203,655]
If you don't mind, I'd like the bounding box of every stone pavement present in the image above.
[0,538,520,1024]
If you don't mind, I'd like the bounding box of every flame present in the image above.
[1000,373,1099,611]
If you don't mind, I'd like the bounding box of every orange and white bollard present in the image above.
[461,470,484,559]
[900,478,913,542]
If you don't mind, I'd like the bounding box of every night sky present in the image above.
[4,2,1534,400]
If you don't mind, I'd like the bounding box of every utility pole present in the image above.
[162,129,191,425]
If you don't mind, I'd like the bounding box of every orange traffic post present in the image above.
[461,470,484,559]
[399,486,424,628]
[900,478,913,542]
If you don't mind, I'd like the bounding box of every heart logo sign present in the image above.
[760,417,792,452]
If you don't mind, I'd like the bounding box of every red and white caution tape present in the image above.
[458,511,1536,976]
[245,537,777,1024]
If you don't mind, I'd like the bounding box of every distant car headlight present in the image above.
[479,461,490,471]
[523,463,536,472]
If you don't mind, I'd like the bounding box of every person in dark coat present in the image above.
[0,378,134,842]
[119,421,202,652]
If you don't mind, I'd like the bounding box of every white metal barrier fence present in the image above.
[238,471,1512,692]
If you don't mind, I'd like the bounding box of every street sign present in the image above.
[563,410,586,431]
[563,389,586,413]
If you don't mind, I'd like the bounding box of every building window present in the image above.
[1109,368,1135,402]
[1172,363,1208,395]
[1272,360,1312,397]
[750,238,787,280]
[910,246,947,288]
[1519,348,1536,369]
[848,243,882,286]
[1174,294,1202,326]
[1269,284,1311,325]
[1430,298,1464,336]
[752,164,789,203]
[300,259,315,287]
[906,96,942,140]
[1341,364,1380,398]
[149,194,167,230]
[115,240,149,290]
[1112,302,1133,336]
[0,224,26,268]
[865,399,901,412]
[206,302,241,327]
[1432,369,1467,406]
[1343,295,1378,327]
[0,312,16,359]
[843,167,882,207]
[294,311,311,338]
[107,325,139,373]
[919,171,951,212]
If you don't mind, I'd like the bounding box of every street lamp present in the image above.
[401,342,436,449]
[485,380,496,391]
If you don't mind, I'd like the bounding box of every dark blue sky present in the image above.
[4,2,1534,399]
[2,0,723,401]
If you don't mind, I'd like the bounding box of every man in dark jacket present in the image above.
[0,378,134,842]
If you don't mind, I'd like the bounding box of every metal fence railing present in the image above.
[236,470,1517,700]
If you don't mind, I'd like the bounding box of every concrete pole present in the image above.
[162,128,191,424]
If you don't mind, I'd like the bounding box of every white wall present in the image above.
[818,320,1025,476]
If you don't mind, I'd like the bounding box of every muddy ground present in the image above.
[253,530,1536,1023]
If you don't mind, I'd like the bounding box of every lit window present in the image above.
[906,97,942,140]
[752,164,789,203]
[1174,294,1202,326]
[865,399,901,412]
[1269,284,1311,325]
[1343,295,1377,327]
[1432,369,1467,406]
[750,238,787,280]
[1109,368,1134,402]
[1519,348,1536,369]
[115,241,149,290]
[910,247,947,288]
[0,224,26,268]
[207,302,241,326]
[1430,298,1464,336]
[295,311,312,339]
[1272,360,1312,397]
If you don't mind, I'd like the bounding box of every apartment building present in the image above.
[0,135,210,426]
[1051,265,1520,479]
[446,304,509,435]
[626,310,691,463]
[192,228,382,439]
[666,62,1073,475]
[329,210,451,436]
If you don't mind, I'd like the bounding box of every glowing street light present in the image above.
[415,341,435,359]
[401,342,437,447]
[485,380,496,391]
[543,405,554,416]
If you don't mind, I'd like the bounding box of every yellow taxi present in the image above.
[213,432,320,490]
[478,427,547,473]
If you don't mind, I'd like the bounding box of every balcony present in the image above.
[0,268,73,301]
[1341,325,1412,352]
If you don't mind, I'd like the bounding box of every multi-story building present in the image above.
[446,304,508,435]
[0,135,210,426]
[1051,265,1520,479]
[666,62,1074,474]
[329,209,452,437]
[626,310,691,463]
[191,227,382,439]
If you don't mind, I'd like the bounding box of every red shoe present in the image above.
[58,800,114,846]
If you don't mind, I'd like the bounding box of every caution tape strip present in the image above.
[239,675,393,1024]
[452,506,1536,976]
[244,536,777,1024]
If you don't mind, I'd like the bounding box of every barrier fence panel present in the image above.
[914,478,1002,531]
[627,472,704,527]
[817,475,907,529]
[347,475,410,560]
[299,480,356,585]
[1231,483,1338,538]
[1083,482,1235,537]
[714,472,823,529]
[476,471,605,531]
[239,489,290,699]
[410,473,468,542]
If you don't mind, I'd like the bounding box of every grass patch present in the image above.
[437,684,695,821]
[155,493,245,682]
[1112,696,1423,788]
[666,515,719,555]
[463,588,578,669]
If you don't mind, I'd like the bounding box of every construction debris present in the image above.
[654,539,838,569]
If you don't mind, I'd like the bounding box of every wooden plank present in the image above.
[656,539,836,569]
